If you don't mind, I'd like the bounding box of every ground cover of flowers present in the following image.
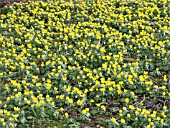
[0,0,170,127]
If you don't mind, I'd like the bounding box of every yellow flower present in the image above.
[59,95,64,100]
[55,110,59,115]
[1,24,6,28]
[139,75,145,82]
[153,111,157,115]
[124,89,128,93]
[102,63,107,69]
[162,92,166,96]
[9,117,14,121]
[14,107,20,111]
[82,109,87,115]
[148,118,151,122]
[3,104,7,108]
[13,114,19,119]
[36,82,41,87]
[150,121,154,126]
[101,105,106,111]
[68,98,73,104]
[123,107,127,111]
[146,125,151,128]
[156,117,160,121]
[125,98,129,103]
[2,122,6,126]
[146,87,150,91]
[85,108,89,112]
[129,105,135,110]
[127,113,131,118]
[90,99,95,103]
[0,117,4,123]
[65,112,69,118]
[60,108,64,112]
[163,106,167,110]
[120,118,125,124]
[117,89,122,95]
[160,119,164,123]
[0,110,3,114]
[100,47,106,52]
[110,117,116,124]
[77,100,83,106]
[162,86,166,90]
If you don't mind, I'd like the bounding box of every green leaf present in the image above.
[21,116,27,124]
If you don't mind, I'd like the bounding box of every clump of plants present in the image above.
[0,0,170,127]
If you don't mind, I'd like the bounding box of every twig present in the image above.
[141,94,145,103]
[164,101,166,106]
[123,58,138,62]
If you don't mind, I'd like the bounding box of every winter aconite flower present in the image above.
[110,117,117,124]
[120,118,125,124]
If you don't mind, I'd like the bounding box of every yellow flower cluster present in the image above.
[0,0,169,127]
